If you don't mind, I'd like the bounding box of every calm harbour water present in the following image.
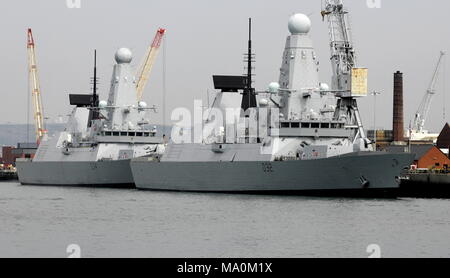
[1,181,449,258]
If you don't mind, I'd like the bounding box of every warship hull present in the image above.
[16,159,134,188]
[131,153,415,196]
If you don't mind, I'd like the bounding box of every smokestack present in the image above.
[393,71,405,143]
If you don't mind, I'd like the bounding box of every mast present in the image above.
[93,50,97,104]
[241,18,257,112]
[88,50,99,127]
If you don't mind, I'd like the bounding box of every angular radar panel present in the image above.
[69,94,94,107]
[213,75,248,92]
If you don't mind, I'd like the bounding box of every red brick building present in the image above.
[415,146,450,169]
[1,146,15,166]
[1,144,37,166]
[387,144,450,169]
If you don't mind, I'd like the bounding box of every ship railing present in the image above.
[408,168,450,175]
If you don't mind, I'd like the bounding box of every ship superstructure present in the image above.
[130,13,414,196]
[17,48,164,187]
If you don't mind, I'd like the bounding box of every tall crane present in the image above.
[321,0,370,145]
[412,51,445,133]
[321,0,356,90]
[136,28,166,101]
[27,28,46,144]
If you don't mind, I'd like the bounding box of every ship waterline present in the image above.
[129,11,414,196]
[17,47,164,187]
[131,151,414,195]
[17,158,134,188]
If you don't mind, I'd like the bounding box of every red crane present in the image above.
[136,28,166,101]
[27,29,46,144]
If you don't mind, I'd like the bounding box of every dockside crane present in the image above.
[136,28,166,101]
[412,51,445,133]
[321,0,370,145]
[27,28,46,144]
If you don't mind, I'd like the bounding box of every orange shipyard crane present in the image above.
[136,28,166,101]
[27,28,46,144]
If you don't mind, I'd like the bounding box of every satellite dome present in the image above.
[319,83,330,91]
[259,98,269,107]
[138,101,148,109]
[268,82,280,94]
[288,14,311,34]
[99,100,108,109]
[115,48,133,64]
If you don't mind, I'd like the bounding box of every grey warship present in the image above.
[131,7,414,196]
[17,48,164,187]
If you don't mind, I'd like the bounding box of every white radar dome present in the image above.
[138,101,148,109]
[268,82,280,94]
[115,48,133,64]
[319,83,330,91]
[99,100,108,109]
[288,14,311,34]
[259,98,269,107]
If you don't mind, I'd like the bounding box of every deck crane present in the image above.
[321,0,370,146]
[412,51,445,133]
[136,28,166,101]
[27,28,46,144]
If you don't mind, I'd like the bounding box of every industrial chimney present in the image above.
[392,71,405,144]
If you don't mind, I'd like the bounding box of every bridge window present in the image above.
[301,123,310,128]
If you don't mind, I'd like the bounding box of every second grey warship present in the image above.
[17,48,164,187]
[131,4,414,196]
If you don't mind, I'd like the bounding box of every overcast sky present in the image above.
[0,0,449,132]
